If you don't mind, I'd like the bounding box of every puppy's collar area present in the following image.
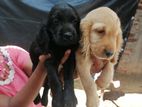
[91,51,114,61]
[90,55,108,75]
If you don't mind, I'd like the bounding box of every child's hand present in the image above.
[39,54,51,63]
[39,49,71,64]
[38,49,71,71]
[60,49,71,65]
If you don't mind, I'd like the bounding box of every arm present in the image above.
[0,49,71,107]
[0,55,48,107]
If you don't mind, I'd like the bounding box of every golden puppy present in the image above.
[76,7,123,107]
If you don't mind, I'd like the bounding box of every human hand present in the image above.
[60,49,71,65]
[39,54,51,63]
[38,50,71,71]
[39,49,71,64]
[58,49,71,71]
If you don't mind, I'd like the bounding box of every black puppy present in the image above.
[29,3,80,107]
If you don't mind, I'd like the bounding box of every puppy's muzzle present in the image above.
[104,49,113,57]
[63,32,73,41]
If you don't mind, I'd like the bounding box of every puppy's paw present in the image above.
[33,94,41,105]
[52,94,63,107]
[41,96,48,106]
[63,91,77,107]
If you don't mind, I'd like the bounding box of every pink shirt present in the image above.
[0,45,42,107]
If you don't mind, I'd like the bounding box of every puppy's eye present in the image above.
[72,19,78,24]
[96,29,105,34]
[53,19,59,24]
[93,23,106,36]
[94,27,106,36]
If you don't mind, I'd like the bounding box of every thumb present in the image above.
[39,54,51,63]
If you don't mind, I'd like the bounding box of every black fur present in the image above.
[29,3,80,107]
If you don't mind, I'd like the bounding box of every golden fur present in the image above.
[76,7,123,107]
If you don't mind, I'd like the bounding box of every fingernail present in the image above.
[66,49,71,54]
[48,54,51,57]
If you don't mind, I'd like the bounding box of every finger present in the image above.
[60,49,71,64]
[39,54,51,63]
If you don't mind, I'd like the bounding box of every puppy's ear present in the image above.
[111,28,123,64]
[116,30,123,53]
[36,25,50,51]
[80,18,92,57]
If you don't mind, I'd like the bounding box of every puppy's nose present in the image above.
[63,32,73,40]
[104,49,113,57]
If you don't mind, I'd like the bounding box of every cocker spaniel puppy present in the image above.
[76,7,123,107]
[30,3,80,107]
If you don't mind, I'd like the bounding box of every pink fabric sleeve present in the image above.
[7,46,31,73]
[2,46,42,107]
